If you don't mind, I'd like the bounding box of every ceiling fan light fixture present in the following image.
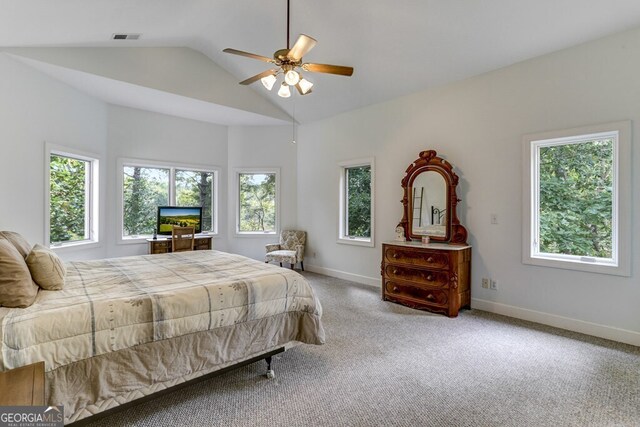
[261,74,277,90]
[298,77,313,94]
[277,82,291,98]
[284,69,300,86]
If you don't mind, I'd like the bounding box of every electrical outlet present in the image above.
[490,280,498,290]
[490,214,498,225]
[481,278,490,289]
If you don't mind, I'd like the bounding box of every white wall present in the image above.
[3,28,638,344]
[227,125,297,260]
[297,27,640,344]
[0,53,108,261]
[4,48,290,124]
[105,105,229,258]
[0,51,292,262]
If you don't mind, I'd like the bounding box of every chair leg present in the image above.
[301,261,304,271]
[290,264,294,269]
[279,262,282,267]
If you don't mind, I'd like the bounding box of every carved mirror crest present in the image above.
[398,150,468,244]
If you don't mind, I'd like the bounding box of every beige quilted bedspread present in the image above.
[0,250,325,372]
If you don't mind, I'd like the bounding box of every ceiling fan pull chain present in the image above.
[291,98,296,144]
[286,0,290,49]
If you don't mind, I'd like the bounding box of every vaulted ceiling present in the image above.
[3,0,640,124]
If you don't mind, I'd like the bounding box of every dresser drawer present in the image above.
[384,264,449,288]
[384,281,449,306]
[384,246,449,270]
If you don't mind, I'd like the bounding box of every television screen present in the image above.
[157,206,202,235]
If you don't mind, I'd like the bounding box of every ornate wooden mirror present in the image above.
[397,150,468,244]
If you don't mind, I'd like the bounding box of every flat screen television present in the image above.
[157,206,202,235]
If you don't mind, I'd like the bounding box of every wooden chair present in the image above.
[171,226,195,252]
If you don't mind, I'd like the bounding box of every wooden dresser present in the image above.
[381,241,471,317]
[147,235,213,254]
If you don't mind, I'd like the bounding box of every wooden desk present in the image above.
[0,361,45,406]
[147,235,213,254]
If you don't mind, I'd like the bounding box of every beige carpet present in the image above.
[87,272,640,427]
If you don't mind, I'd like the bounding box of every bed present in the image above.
[0,250,325,424]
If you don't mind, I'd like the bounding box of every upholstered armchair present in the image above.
[265,230,306,270]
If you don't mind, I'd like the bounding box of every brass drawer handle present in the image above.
[426,257,434,263]
[426,293,435,301]
[392,253,400,258]
[426,274,433,281]
[392,286,398,292]
[392,268,399,275]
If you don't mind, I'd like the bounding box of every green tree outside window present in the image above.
[345,166,371,238]
[538,139,613,258]
[50,154,88,243]
[239,173,276,232]
[176,170,213,232]
[123,167,169,236]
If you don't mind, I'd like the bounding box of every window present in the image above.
[175,170,214,233]
[119,159,218,241]
[46,145,99,248]
[236,170,279,234]
[122,166,169,237]
[522,121,631,276]
[339,158,374,247]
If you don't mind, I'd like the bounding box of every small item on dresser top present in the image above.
[421,236,430,244]
[394,225,406,242]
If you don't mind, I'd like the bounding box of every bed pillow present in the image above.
[26,244,66,291]
[0,239,39,308]
[0,231,32,259]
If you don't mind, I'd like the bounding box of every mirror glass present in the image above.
[411,171,447,237]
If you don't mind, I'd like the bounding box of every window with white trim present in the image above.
[46,146,99,248]
[236,170,279,234]
[522,121,631,276]
[339,158,374,247]
[119,160,218,240]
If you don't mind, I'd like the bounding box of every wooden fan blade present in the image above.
[287,34,317,61]
[239,69,277,85]
[303,63,354,76]
[223,48,274,63]
[295,83,312,95]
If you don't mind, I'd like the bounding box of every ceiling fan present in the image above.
[222,0,354,98]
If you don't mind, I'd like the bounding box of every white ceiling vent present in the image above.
[111,33,141,40]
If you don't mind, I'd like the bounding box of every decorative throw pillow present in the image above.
[26,244,66,291]
[0,239,39,308]
[0,231,32,259]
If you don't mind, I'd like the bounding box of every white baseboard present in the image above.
[302,265,639,347]
[472,298,640,347]
[305,264,379,287]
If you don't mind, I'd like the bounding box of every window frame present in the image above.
[338,157,375,247]
[234,168,280,237]
[117,158,220,244]
[45,143,101,250]
[522,121,631,276]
